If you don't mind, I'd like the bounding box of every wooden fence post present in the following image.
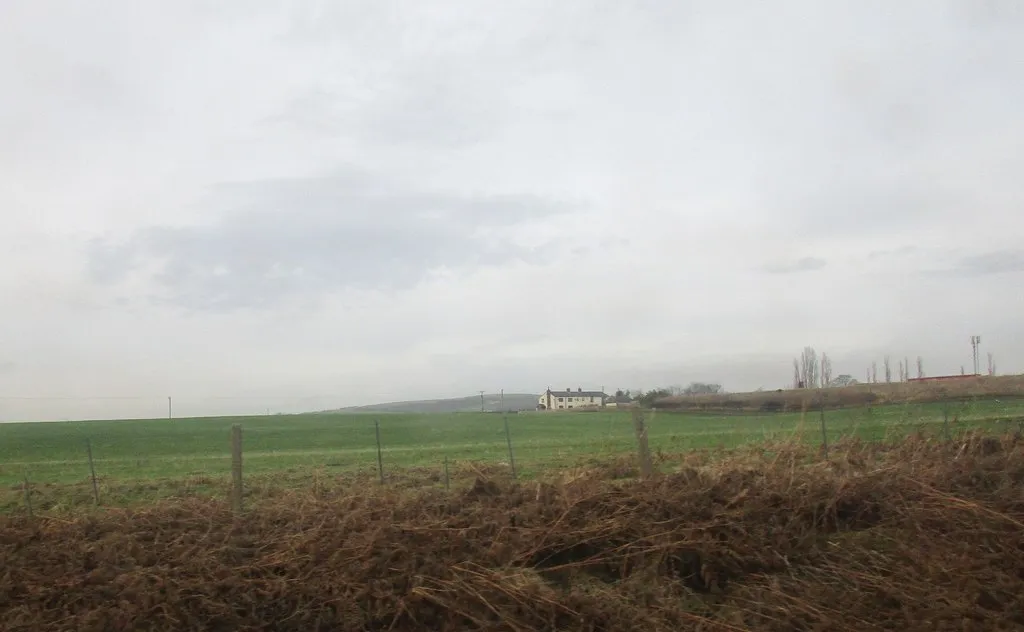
[632,409,654,478]
[819,400,829,460]
[230,424,243,513]
[375,420,385,485]
[443,456,450,492]
[86,438,100,506]
[504,414,517,479]
[23,474,33,518]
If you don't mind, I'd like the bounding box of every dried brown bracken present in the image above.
[1,432,1023,631]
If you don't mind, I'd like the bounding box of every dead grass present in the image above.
[655,373,1024,412]
[1,432,1023,631]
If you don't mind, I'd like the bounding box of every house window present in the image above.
[590,396,594,403]
[557,397,564,402]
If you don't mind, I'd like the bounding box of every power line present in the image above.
[0,396,158,401]
[0,395,355,401]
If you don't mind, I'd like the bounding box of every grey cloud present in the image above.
[762,257,827,274]
[269,4,652,149]
[88,172,576,310]
[868,245,918,259]
[357,73,503,148]
[267,7,531,149]
[782,179,970,239]
[946,250,1024,276]
[264,88,347,135]
[273,71,506,148]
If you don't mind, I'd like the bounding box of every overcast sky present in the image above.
[2,1,1023,420]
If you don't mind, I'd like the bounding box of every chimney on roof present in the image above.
[566,387,571,392]
[578,387,582,392]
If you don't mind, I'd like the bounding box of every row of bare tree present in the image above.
[792,347,838,389]
[792,348,924,389]
[862,355,924,384]
[794,348,999,390]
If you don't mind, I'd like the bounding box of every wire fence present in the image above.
[3,396,1024,513]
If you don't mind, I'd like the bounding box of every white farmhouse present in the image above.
[538,387,608,410]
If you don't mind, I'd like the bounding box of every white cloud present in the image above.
[1,0,1023,420]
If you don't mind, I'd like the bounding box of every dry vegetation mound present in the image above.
[2,434,1023,631]
[654,374,1024,413]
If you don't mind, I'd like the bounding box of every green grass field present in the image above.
[2,398,1023,491]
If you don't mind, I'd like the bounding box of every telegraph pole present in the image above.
[970,335,982,375]
[168,396,172,419]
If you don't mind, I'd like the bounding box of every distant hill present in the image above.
[323,393,540,414]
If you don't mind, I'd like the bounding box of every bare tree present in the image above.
[898,360,905,383]
[793,358,801,388]
[883,355,892,383]
[988,352,995,376]
[916,356,924,379]
[871,362,878,383]
[866,368,871,383]
[821,351,833,387]
[904,357,909,382]
[800,347,819,389]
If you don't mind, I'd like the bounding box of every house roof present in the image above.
[544,389,607,398]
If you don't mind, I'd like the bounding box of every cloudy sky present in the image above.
[2,1,1023,420]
